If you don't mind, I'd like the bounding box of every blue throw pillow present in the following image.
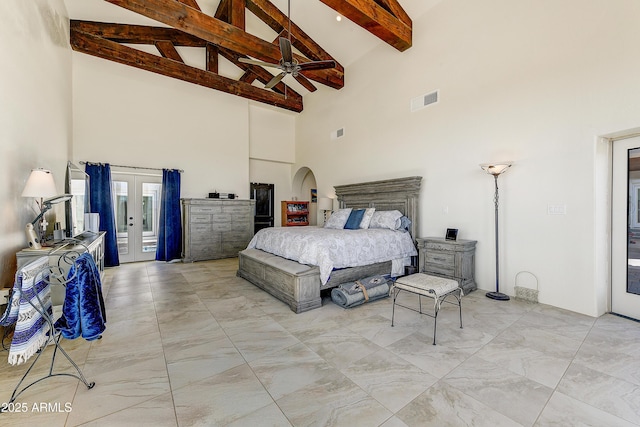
[344,209,366,229]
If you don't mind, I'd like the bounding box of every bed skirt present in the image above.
[237,248,392,313]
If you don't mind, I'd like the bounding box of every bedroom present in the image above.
[1,0,639,425]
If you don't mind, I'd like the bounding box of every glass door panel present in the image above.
[612,136,640,319]
[112,173,162,263]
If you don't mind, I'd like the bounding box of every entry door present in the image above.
[112,173,163,263]
[250,182,274,233]
[612,136,640,319]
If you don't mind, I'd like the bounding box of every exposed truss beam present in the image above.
[320,0,412,51]
[104,0,344,89]
[71,25,303,112]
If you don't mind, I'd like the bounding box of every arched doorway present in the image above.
[292,167,318,226]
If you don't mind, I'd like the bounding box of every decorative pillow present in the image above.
[345,209,366,229]
[397,216,412,233]
[369,210,403,230]
[324,208,352,229]
[359,208,376,229]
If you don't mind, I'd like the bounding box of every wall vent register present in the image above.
[411,90,439,112]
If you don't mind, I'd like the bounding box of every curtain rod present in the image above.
[79,161,184,173]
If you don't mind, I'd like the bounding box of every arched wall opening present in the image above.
[292,166,318,226]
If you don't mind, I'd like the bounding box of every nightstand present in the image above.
[416,237,477,294]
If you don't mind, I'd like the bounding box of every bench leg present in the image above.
[391,288,398,327]
[458,288,463,329]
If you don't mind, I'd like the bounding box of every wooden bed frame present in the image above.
[237,176,422,313]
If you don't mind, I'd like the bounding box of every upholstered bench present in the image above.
[390,273,463,345]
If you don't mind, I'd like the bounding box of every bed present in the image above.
[237,176,422,313]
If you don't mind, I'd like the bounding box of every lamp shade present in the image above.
[22,168,57,198]
[480,162,513,176]
[318,197,333,211]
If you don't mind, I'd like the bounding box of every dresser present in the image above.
[416,237,477,294]
[15,231,106,305]
[181,198,255,262]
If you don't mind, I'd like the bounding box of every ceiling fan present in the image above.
[238,0,336,89]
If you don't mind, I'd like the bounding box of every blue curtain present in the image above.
[85,163,120,267]
[156,169,182,261]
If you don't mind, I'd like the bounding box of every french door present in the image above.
[112,173,162,263]
[611,135,640,320]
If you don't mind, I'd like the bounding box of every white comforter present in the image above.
[246,226,417,284]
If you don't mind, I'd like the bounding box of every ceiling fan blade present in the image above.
[279,37,293,63]
[238,58,281,69]
[297,60,337,71]
[265,72,286,89]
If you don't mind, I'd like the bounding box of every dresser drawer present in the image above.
[190,223,212,235]
[190,214,212,223]
[190,205,223,214]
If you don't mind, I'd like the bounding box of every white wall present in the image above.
[0,0,71,287]
[72,53,251,200]
[296,0,640,316]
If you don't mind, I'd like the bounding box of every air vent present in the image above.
[411,90,439,112]
[331,127,345,140]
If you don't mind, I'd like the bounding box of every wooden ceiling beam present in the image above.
[319,0,412,51]
[70,20,206,46]
[176,0,200,10]
[206,43,218,73]
[230,0,246,30]
[105,0,344,89]
[154,40,184,62]
[246,0,342,65]
[71,27,303,112]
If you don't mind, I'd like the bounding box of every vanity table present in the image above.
[15,232,105,305]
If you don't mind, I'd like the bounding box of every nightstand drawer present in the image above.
[425,252,454,267]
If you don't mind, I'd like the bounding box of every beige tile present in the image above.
[557,363,640,425]
[443,355,553,426]
[276,370,393,427]
[248,342,334,400]
[75,392,177,426]
[536,391,637,427]
[341,348,438,413]
[4,258,640,426]
[396,381,522,427]
[172,364,273,426]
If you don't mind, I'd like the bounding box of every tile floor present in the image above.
[0,258,639,426]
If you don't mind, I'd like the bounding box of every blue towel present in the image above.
[54,253,106,341]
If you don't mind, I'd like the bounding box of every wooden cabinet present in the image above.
[416,237,477,294]
[182,198,255,262]
[281,201,310,226]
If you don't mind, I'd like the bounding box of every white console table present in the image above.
[15,232,106,305]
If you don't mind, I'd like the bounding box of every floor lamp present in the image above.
[480,162,513,301]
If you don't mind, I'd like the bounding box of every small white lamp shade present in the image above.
[480,162,513,176]
[318,197,333,211]
[22,168,57,198]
